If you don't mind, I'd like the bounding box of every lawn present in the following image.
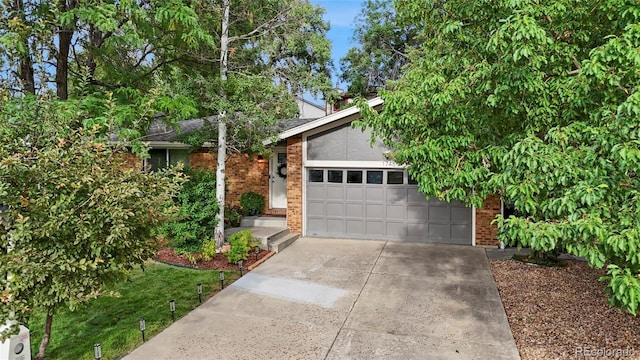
[28,262,239,360]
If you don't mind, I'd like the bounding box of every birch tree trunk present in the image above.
[215,0,230,248]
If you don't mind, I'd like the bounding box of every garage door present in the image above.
[305,169,472,244]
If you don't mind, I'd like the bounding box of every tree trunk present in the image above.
[56,0,75,100]
[215,0,231,248]
[36,312,54,360]
[10,0,35,94]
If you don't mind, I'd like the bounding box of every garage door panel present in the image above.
[366,187,384,201]
[346,220,364,234]
[346,203,364,217]
[408,223,428,237]
[451,207,472,222]
[366,204,384,218]
[429,224,450,240]
[428,206,451,222]
[346,187,364,201]
[307,186,325,200]
[387,222,407,237]
[366,220,385,235]
[386,205,405,219]
[307,218,325,233]
[307,202,325,216]
[326,186,345,200]
[386,188,407,203]
[326,202,344,216]
[305,168,472,245]
[327,219,345,233]
[407,205,429,220]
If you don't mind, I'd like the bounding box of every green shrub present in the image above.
[240,191,264,216]
[161,167,218,252]
[202,239,217,261]
[225,230,260,264]
[225,205,243,228]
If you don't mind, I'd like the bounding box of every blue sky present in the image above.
[310,0,365,91]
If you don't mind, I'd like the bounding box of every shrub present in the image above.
[240,191,264,216]
[161,167,218,252]
[225,230,260,264]
[225,205,243,228]
[201,240,217,261]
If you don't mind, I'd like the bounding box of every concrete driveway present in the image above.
[124,238,520,360]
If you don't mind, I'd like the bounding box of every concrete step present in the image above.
[268,233,299,253]
[224,226,290,250]
[241,216,287,228]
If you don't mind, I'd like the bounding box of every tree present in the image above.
[339,0,418,97]
[358,0,640,313]
[1,0,207,138]
[162,0,336,247]
[0,96,185,359]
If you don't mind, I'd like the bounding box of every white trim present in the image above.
[472,205,477,246]
[265,97,383,145]
[146,141,215,149]
[305,160,406,169]
[301,136,308,236]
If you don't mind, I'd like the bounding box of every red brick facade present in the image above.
[189,150,269,210]
[286,135,303,234]
[475,195,501,246]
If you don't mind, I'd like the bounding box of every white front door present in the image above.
[270,150,287,208]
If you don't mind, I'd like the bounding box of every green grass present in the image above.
[28,262,239,360]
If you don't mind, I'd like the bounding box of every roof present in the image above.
[264,97,383,145]
[143,116,320,144]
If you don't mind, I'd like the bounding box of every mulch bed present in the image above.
[154,247,270,271]
[491,259,640,359]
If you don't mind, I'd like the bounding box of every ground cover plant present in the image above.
[27,262,239,360]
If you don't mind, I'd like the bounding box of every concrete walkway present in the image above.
[124,238,520,360]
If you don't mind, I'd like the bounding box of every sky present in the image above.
[309,0,365,92]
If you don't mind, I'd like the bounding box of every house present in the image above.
[146,97,502,247]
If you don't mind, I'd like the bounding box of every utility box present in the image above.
[0,325,30,360]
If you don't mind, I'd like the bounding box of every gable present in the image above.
[306,122,389,161]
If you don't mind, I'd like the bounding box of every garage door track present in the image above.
[124,238,520,360]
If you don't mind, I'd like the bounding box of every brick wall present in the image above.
[475,195,501,246]
[286,135,303,234]
[189,150,269,210]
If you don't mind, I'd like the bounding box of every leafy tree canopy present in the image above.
[0,95,185,358]
[339,0,419,97]
[358,0,640,313]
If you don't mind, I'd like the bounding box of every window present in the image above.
[408,175,418,185]
[309,169,324,182]
[387,171,404,184]
[328,170,343,183]
[367,171,383,184]
[147,149,168,171]
[145,149,190,171]
[347,170,363,183]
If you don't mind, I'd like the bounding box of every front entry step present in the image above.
[224,226,299,253]
[240,216,286,228]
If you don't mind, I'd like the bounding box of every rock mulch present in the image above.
[490,260,640,359]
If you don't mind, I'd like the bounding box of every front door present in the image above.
[270,150,287,208]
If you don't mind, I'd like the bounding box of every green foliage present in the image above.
[358,0,640,314]
[225,205,243,228]
[225,230,259,264]
[240,191,265,216]
[27,263,238,360]
[340,0,419,96]
[161,167,218,253]
[0,96,185,340]
[201,239,217,261]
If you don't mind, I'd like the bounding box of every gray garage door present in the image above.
[305,169,472,244]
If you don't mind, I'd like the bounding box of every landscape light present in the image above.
[219,271,225,289]
[169,299,176,321]
[139,318,146,342]
[197,283,203,304]
[94,344,102,360]
[238,260,244,276]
